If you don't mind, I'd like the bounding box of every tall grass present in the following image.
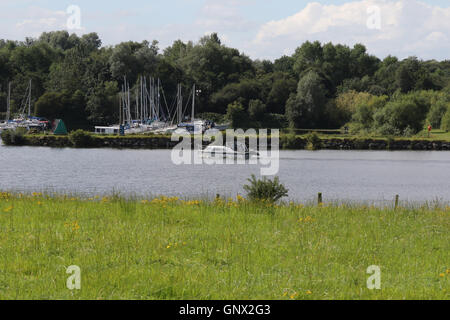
[0,192,448,300]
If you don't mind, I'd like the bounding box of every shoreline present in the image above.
[4,134,450,151]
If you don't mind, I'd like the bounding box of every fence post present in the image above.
[395,195,399,209]
[318,193,323,206]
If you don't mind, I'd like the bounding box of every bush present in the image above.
[0,128,27,146]
[305,132,322,150]
[69,129,95,148]
[441,108,450,132]
[243,175,289,203]
[281,133,303,149]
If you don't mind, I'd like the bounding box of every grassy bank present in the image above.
[0,192,448,300]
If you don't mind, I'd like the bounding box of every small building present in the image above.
[94,126,120,135]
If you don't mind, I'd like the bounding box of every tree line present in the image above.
[0,31,449,134]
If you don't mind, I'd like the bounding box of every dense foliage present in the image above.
[0,128,27,145]
[0,31,449,133]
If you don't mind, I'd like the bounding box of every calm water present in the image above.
[1,144,450,203]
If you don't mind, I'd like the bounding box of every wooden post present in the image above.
[318,193,323,206]
[395,195,399,209]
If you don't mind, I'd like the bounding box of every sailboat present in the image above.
[0,82,17,132]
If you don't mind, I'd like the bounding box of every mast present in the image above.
[6,82,11,121]
[127,81,131,125]
[135,87,139,121]
[28,79,32,117]
[157,78,160,121]
[178,84,183,124]
[119,91,122,126]
[140,76,143,124]
[192,83,195,122]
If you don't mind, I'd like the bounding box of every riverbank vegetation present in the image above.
[3,129,450,151]
[0,32,449,135]
[0,191,448,300]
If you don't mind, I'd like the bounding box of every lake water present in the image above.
[1,144,449,204]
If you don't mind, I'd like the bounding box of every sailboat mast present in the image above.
[6,82,11,121]
[157,78,160,121]
[192,84,195,122]
[28,79,32,117]
[140,76,144,124]
[119,91,122,126]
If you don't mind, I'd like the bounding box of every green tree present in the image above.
[441,107,450,132]
[248,99,266,121]
[285,70,327,129]
[226,101,249,129]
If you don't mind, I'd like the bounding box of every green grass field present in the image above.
[0,192,448,300]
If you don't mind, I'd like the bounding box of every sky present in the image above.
[0,0,449,61]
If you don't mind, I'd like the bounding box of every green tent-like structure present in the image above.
[53,119,68,135]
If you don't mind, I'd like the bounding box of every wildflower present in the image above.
[214,197,225,207]
[236,195,245,203]
[446,269,450,274]
[306,290,312,295]
[3,206,13,213]
[72,222,80,232]
[290,292,298,299]
[64,221,80,232]
[37,201,43,206]
[298,216,315,224]
[141,200,149,204]
[439,273,445,278]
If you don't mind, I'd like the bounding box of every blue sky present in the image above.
[1,0,449,60]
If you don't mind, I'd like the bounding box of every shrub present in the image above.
[0,128,27,146]
[69,129,95,148]
[280,133,300,149]
[305,132,322,150]
[243,175,289,203]
[441,108,450,132]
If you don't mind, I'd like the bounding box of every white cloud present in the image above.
[2,5,85,39]
[253,0,450,60]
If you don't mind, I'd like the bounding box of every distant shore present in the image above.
[3,133,450,151]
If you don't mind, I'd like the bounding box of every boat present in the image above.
[201,143,259,160]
